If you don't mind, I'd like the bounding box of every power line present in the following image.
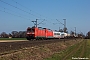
[0,0,40,18]
[0,6,31,20]
[0,0,49,27]
[38,19,46,25]
[11,0,55,23]
[0,0,58,28]
[11,0,46,19]
[0,9,31,20]
[56,19,64,25]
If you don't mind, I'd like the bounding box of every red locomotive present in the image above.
[26,26,71,40]
[26,27,54,40]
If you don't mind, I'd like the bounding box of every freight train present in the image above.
[26,27,69,40]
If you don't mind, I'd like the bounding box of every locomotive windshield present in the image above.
[27,28,34,32]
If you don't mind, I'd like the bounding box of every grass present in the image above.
[44,41,81,60]
[86,39,90,58]
[67,40,85,59]
[0,38,27,40]
[44,39,90,60]
[45,54,61,60]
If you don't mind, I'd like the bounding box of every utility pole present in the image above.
[75,27,76,37]
[36,19,38,27]
[63,19,66,33]
[32,19,45,27]
[55,19,67,33]
[32,19,38,27]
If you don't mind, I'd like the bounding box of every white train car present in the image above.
[53,31,61,39]
[60,32,65,38]
[53,31,70,39]
[60,32,69,39]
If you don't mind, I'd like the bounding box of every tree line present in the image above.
[0,31,26,38]
[85,31,90,39]
[0,30,90,39]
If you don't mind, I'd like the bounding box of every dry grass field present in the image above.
[0,39,88,60]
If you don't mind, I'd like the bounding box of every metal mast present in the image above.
[32,19,45,27]
[32,19,38,27]
[63,19,66,33]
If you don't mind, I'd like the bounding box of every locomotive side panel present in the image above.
[47,30,53,38]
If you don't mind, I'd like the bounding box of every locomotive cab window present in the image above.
[27,29,35,32]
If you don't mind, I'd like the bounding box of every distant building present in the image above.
[9,37,12,38]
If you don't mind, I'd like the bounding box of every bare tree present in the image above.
[11,31,26,38]
[11,31,19,38]
[77,32,85,38]
[22,31,26,38]
[86,31,90,39]
[63,27,67,33]
[1,32,8,38]
[18,31,26,38]
[59,29,63,32]
[8,33,12,37]
[70,31,75,36]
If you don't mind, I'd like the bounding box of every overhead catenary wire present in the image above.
[38,19,46,25]
[11,0,55,24]
[0,6,31,20]
[0,9,31,20]
[0,0,41,18]
[11,0,46,19]
[56,19,64,25]
[0,0,58,28]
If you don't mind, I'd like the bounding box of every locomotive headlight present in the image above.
[32,33,34,34]
[27,32,34,34]
[27,32,30,34]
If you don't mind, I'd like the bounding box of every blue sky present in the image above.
[0,0,90,35]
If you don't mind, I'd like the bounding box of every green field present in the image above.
[44,39,90,60]
[0,38,27,40]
